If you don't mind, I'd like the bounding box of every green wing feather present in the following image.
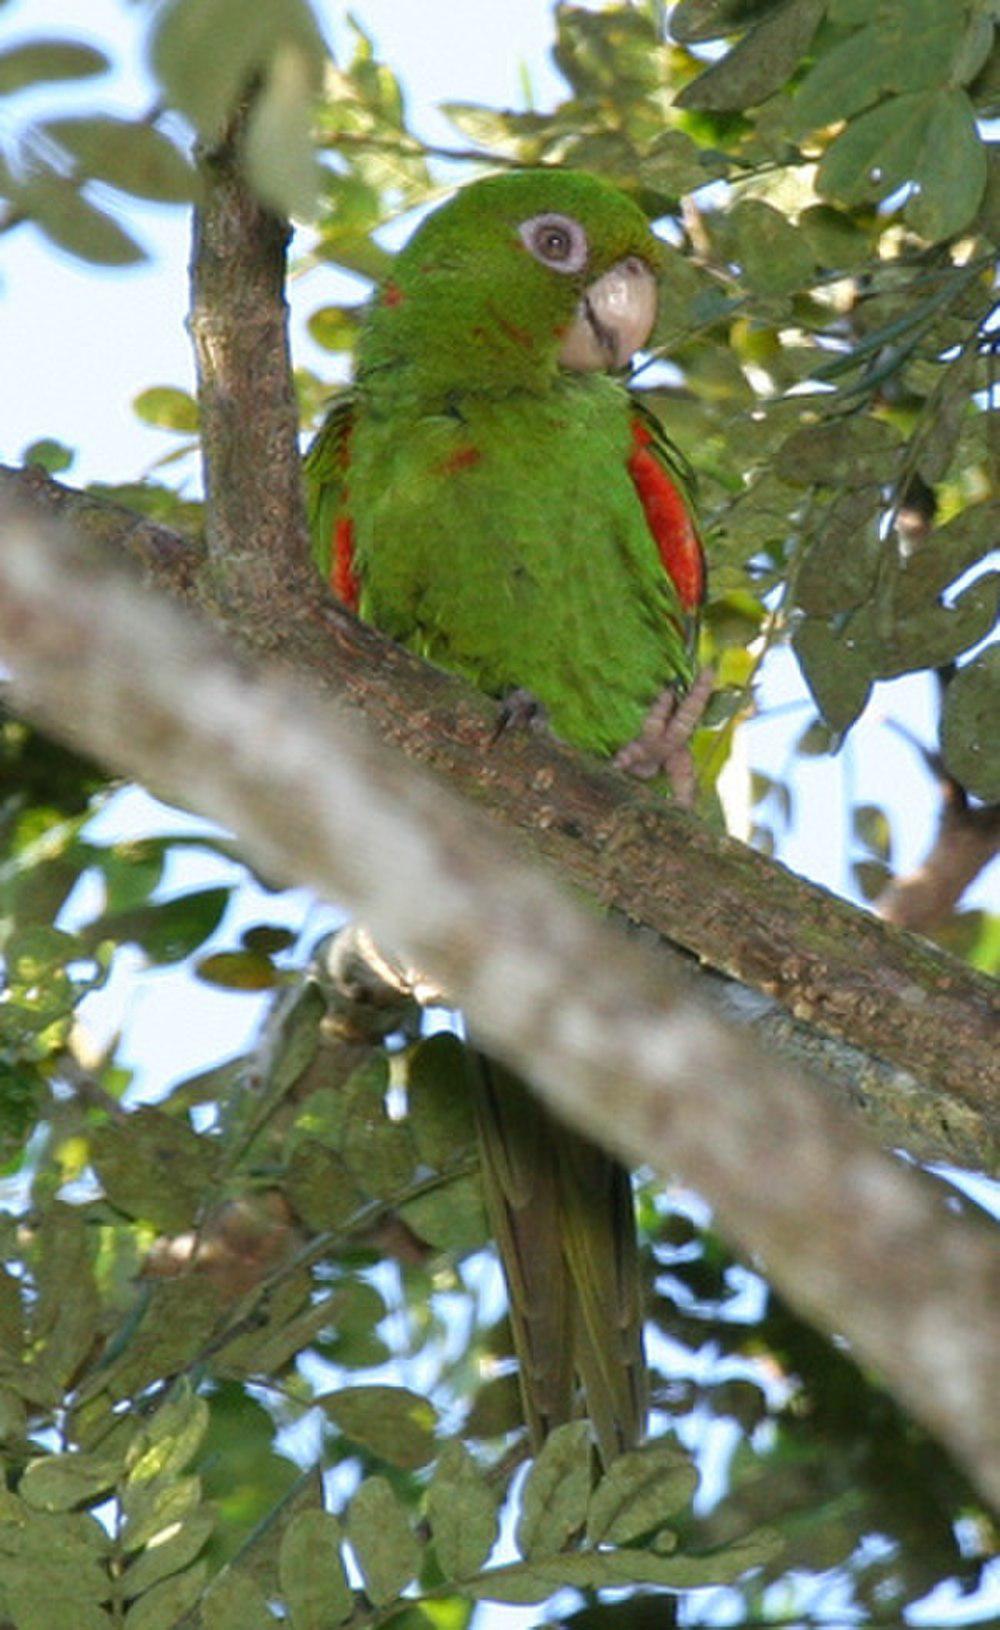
[303,391,356,581]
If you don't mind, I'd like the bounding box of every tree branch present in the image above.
[1,460,996,1164]
[0,511,997,1510]
[190,107,317,622]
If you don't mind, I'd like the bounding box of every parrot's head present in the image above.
[356,169,663,403]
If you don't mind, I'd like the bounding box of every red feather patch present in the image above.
[333,514,360,612]
[627,419,705,613]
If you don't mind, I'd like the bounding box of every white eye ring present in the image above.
[518,212,589,274]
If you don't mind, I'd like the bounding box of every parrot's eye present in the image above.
[518,212,589,274]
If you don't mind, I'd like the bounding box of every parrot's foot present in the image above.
[489,687,551,745]
[614,668,715,807]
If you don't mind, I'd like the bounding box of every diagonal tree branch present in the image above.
[1,457,996,1167]
[0,510,997,1511]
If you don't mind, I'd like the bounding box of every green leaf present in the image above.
[123,1560,207,1630]
[86,885,230,962]
[796,489,881,615]
[25,1202,100,1397]
[126,1387,210,1486]
[278,1509,354,1629]
[121,1474,203,1554]
[915,348,977,484]
[774,417,901,487]
[320,1385,438,1470]
[465,1374,523,1441]
[878,573,1000,678]
[798,204,871,271]
[242,923,295,954]
[196,949,281,989]
[675,0,825,111]
[727,198,816,294]
[346,1476,421,1606]
[586,1441,699,1544]
[120,1510,215,1601]
[852,804,893,863]
[285,1140,366,1230]
[340,1056,419,1198]
[470,1525,784,1600]
[133,387,200,433]
[22,438,74,475]
[941,645,1000,801]
[0,41,108,94]
[245,45,322,218]
[817,89,987,243]
[151,0,326,136]
[788,23,895,135]
[19,1452,120,1513]
[853,859,892,901]
[894,502,1000,612]
[306,304,363,351]
[515,1421,592,1561]
[638,128,725,196]
[90,1107,218,1231]
[42,117,197,203]
[405,1032,478,1169]
[904,90,988,242]
[427,1440,499,1582]
[792,616,874,733]
[16,172,144,266]
[399,1172,488,1252]
[2,1592,111,1630]
[201,1569,276,1630]
[670,0,784,46]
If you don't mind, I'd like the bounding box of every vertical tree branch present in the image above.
[189,103,318,625]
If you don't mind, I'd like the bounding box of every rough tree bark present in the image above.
[1,457,996,1174]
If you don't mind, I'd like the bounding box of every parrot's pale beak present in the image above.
[559,255,658,372]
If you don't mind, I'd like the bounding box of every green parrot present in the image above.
[305,168,705,1465]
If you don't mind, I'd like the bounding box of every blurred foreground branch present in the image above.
[0,511,997,1511]
[1,459,996,1172]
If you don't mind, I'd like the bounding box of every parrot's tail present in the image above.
[470,1053,646,1467]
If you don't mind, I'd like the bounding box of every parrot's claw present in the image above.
[490,687,551,745]
[614,667,715,807]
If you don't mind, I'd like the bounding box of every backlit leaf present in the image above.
[42,117,197,203]
[817,89,987,242]
[941,645,1000,801]
[405,1032,478,1169]
[586,1441,699,1544]
[151,0,326,135]
[133,387,200,432]
[279,1509,353,1629]
[0,41,108,94]
[90,1107,218,1231]
[675,0,824,111]
[17,173,144,265]
[347,1476,421,1605]
[245,45,322,219]
[793,616,873,733]
[428,1440,499,1582]
[123,1560,207,1630]
[201,1569,276,1630]
[516,1421,591,1560]
[320,1385,438,1469]
[19,1452,120,1513]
